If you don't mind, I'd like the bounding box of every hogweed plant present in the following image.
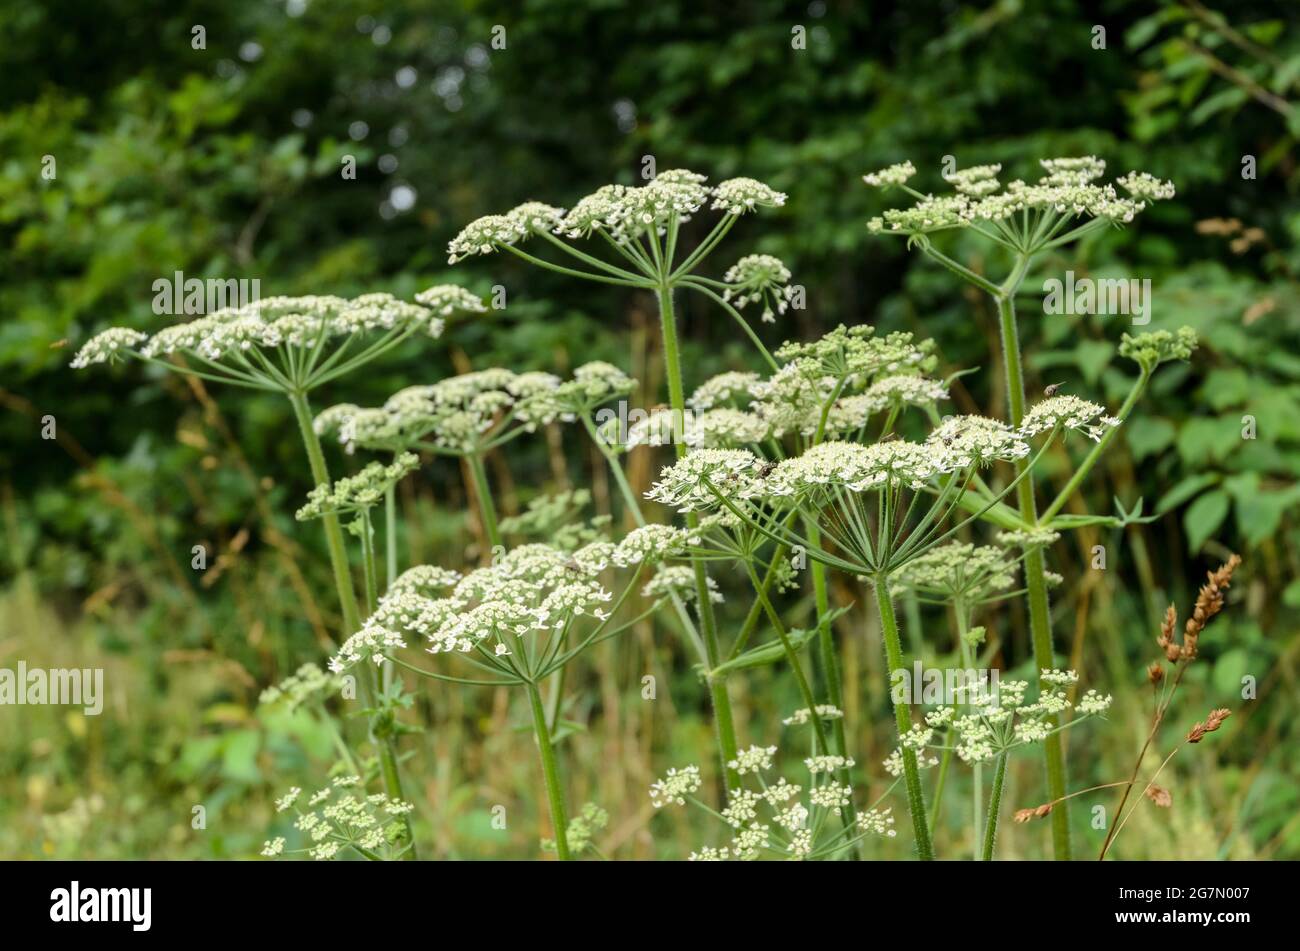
[891,540,1039,856]
[72,288,486,859]
[865,155,1193,858]
[645,375,1117,857]
[323,533,681,859]
[450,169,789,787]
[66,154,1222,862]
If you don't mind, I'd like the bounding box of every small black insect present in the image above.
[1044,382,1066,397]
[756,461,777,478]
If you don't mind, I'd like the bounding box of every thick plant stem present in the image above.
[806,523,849,758]
[995,265,1071,860]
[981,751,1008,861]
[289,391,362,636]
[745,564,829,755]
[956,602,982,859]
[466,452,502,552]
[791,525,861,857]
[526,681,571,860]
[288,390,416,859]
[384,484,398,589]
[657,284,740,789]
[873,579,934,860]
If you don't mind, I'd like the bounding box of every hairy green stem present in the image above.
[955,600,983,859]
[995,260,1070,860]
[745,563,829,754]
[873,579,934,860]
[466,452,502,552]
[526,681,571,860]
[657,283,740,789]
[981,751,1008,861]
[288,390,416,859]
[384,484,398,588]
[805,522,848,759]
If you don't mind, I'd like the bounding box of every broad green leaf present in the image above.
[1125,416,1175,462]
[1156,473,1220,514]
[1184,489,1229,552]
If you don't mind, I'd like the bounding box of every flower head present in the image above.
[710,177,787,215]
[723,254,794,323]
[862,161,916,188]
[69,328,148,368]
[1019,395,1120,442]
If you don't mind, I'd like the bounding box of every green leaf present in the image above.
[1176,417,1238,466]
[1125,416,1176,462]
[1074,339,1116,384]
[1184,489,1229,552]
[710,606,851,677]
[1155,473,1221,514]
[1233,485,1300,547]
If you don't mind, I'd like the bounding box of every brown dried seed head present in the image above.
[1187,708,1232,744]
[1145,784,1173,808]
[1013,804,1053,823]
[1157,604,1176,650]
[1147,662,1164,685]
[1206,708,1232,730]
[1182,555,1242,661]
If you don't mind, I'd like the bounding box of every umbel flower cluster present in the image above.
[327,529,685,677]
[651,740,897,860]
[646,391,1114,515]
[70,290,483,391]
[262,775,415,861]
[296,453,419,525]
[893,669,1113,768]
[258,663,344,711]
[890,542,1020,605]
[862,156,1176,237]
[316,362,637,458]
[447,169,785,263]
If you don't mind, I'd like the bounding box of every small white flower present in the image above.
[728,745,777,775]
[649,765,702,808]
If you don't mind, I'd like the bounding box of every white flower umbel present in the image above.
[722,254,794,323]
[862,161,916,189]
[73,291,468,394]
[653,745,896,860]
[903,668,1113,858]
[865,155,1175,249]
[261,778,414,861]
[890,542,1019,605]
[1018,394,1121,443]
[334,540,649,863]
[689,371,763,411]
